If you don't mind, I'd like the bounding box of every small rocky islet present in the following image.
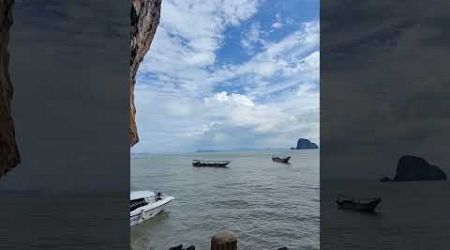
[380,155,447,182]
[291,138,319,150]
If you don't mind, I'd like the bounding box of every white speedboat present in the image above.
[130,191,174,226]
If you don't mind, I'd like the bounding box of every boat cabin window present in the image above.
[130,198,148,212]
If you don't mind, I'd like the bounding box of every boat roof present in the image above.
[130,191,155,200]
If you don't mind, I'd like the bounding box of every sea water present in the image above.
[131,149,319,249]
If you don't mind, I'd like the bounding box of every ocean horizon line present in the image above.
[131,147,298,156]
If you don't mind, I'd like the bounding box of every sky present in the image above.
[133,0,319,153]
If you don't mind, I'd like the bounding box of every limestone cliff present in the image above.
[381,155,447,182]
[294,138,318,150]
[0,0,160,176]
[0,0,20,176]
[130,0,161,146]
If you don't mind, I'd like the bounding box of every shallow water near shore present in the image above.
[131,149,319,250]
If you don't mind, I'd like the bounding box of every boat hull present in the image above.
[130,205,164,226]
[130,196,174,226]
[192,160,231,167]
[272,156,291,163]
[336,198,381,212]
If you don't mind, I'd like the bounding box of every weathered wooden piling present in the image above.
[210,230,237,250]
[168,244,183,250]
[169,231,289,249]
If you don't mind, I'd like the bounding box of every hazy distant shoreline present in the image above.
[132,147,318,156]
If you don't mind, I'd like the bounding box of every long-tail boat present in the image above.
[336,195,381,212]
[271,155,291,163]
[192,160,231,167]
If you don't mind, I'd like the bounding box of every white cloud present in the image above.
[136,0,264,98]
[272,13,283,29]
[132,1,319,153]
[241,22,268,54]
[204,91,298,133]
[211,21,319,97]
[272,22,283,29]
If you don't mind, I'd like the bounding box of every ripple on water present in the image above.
[131,150,319,250]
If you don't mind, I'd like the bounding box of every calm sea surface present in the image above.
[0,197,128,249]
[131,149,319,250]
[322,180,450,249]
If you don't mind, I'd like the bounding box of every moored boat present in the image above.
[130,191,174,226]
[192,160,231,167]
[336,195,381,212]
[271,155,291,163]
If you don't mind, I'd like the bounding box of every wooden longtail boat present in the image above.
[271,156,291,163]
[192,160,231,167]
[336,195,381,212]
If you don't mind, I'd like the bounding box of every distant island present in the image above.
[291,138,318,150]
[380,155,447,182]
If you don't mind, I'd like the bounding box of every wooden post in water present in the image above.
[210,230,237,250]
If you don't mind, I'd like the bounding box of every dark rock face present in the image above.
[1,0,161,175]
[130,0,161,146]
[295,138,318,149]
[392,155,446,181]
[0,0,20,177]
[379,176,391,182]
